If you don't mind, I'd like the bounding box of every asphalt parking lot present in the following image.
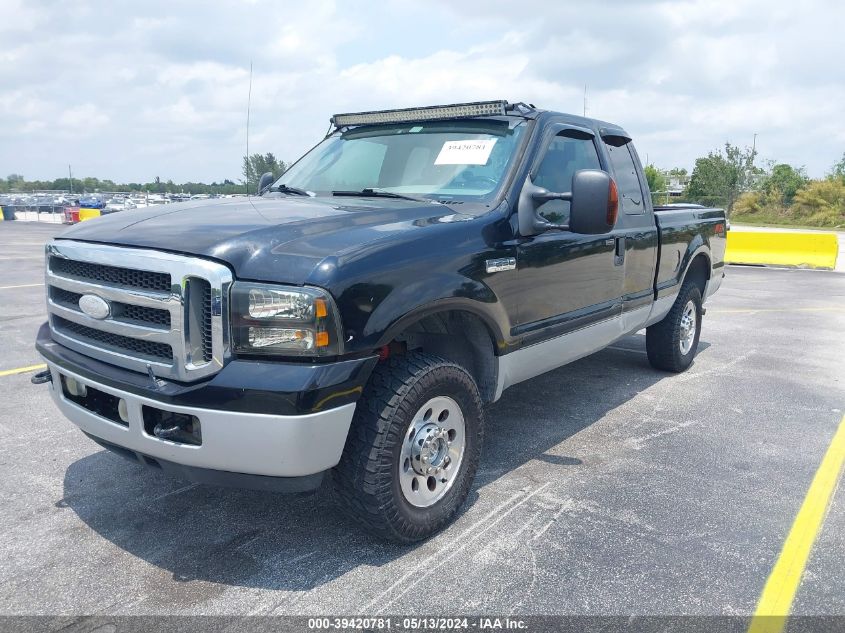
[0,221,843,619]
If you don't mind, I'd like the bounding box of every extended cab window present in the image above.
[605,143,644,214]
[533,131,601,223]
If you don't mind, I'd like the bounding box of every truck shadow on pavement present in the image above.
[61,333,704,597]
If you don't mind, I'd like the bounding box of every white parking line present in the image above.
[0,283,44,290]
[364,482,553,615]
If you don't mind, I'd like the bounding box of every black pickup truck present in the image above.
[35,101,726,542]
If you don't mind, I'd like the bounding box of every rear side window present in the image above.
[605,143,644,214]
[533,132,601,223]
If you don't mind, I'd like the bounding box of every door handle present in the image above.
[614,236,625,266]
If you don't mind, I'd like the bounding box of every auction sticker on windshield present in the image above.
[434,139,497,165]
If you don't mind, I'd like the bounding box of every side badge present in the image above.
[485,257,516,273]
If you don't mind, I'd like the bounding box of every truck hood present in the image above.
[59,196,475,285]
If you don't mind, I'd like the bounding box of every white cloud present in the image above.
[0,0,842,182]
[58,104,110,132]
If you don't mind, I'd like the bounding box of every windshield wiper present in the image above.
[332,188,437,204]
[274,184,311,196]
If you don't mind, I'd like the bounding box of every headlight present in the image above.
[231,282,343,357]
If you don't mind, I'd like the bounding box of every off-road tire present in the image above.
[646,282,703,372]
[331,352,483,543]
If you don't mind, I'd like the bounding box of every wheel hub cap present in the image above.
[399,396,466,508]
[412,426,449,474]
[679,300,696,355]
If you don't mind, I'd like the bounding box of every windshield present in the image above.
[275,119,527,202]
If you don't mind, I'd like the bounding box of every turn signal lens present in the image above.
[315,298,328,318]
[607,179,619,227]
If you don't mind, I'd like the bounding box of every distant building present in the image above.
[664,170,689,197]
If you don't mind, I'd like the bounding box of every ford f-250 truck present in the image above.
[34,101,726,542]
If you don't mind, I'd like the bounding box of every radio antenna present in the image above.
[245,60,253,195]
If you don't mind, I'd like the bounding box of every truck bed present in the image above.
[653,204,727,299]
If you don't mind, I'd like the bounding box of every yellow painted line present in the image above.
[0,283,44,290]
[748,414,845,633]
[0,363,47,377]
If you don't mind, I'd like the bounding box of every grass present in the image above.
[730,181,845,230]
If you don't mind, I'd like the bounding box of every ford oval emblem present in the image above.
[78,294,111,320]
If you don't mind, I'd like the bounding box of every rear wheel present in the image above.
[646,282,702,372]
[331,352,483,543]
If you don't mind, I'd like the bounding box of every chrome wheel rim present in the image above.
[679,300,697,355]
[399,396,466,508]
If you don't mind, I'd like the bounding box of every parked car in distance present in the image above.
[78,194,105,209]
[103,198,137,214]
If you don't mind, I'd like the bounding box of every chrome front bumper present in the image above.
[46,363,356,479]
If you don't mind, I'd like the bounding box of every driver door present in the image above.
[515,126,624,342]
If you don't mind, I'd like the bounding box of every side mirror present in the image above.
[517,177,570,237]
[569,169,618,235]
[257,172,275,195]
[517,169,618,236]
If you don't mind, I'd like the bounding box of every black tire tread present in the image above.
[646,282,702,372]
[331,352,483,543]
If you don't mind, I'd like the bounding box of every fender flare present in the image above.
[680,244,712,285]
[374,297,507,352]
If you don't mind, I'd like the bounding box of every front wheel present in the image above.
[646,282,703,372]
[331,352,483,543]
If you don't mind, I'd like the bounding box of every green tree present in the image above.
[5,174,25,189]
[242,152,287,191]
[830,153,845,182]
[762,164,807,206]
[686,143,760,214]
[643,164,668,205]
[0,162,287,198]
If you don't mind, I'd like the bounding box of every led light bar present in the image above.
[331,100,509,127]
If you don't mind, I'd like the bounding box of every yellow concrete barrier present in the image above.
[78,208,102,222]
[725,230,839,269]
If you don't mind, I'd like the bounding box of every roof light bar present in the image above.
[331,100,509,127]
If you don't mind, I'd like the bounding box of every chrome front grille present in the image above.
[50,257,171,291]
[50,286,172,328]
[53,316,174,362]
[46,241,232,382]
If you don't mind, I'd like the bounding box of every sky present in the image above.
[1,0,843,183]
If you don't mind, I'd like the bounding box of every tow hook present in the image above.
[154,422,190,443]
[31,370,52,385]
[152,417,202,445]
